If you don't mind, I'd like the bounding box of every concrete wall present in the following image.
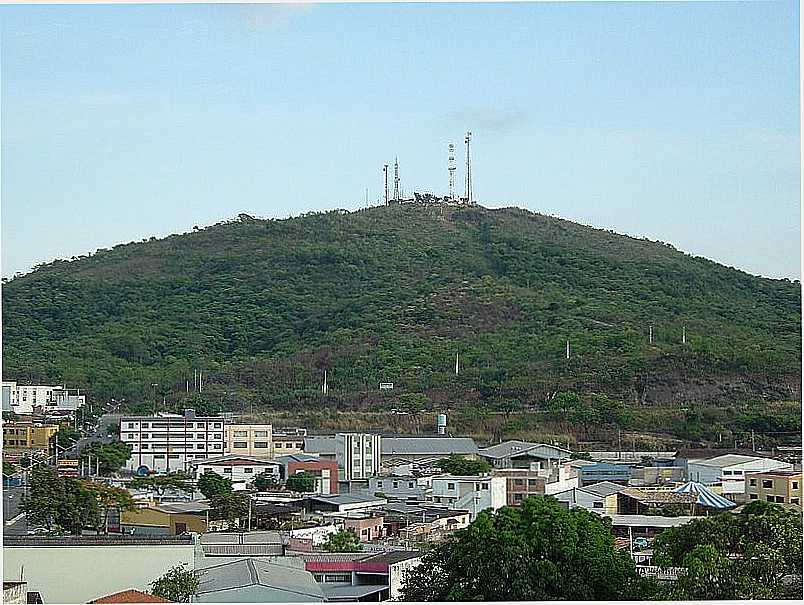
[2,543,195,604]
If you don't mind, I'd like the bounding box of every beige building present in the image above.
[2,422,59,454]
[225,424,273,456]
[272,427,307,457]
[745,470,802,510]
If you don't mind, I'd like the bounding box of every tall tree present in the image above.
[150,564,199,603]
[654,500,803,599]
[130,472,193,497]
[197,472,233,499]
[436,455,491,476]
[322,529,363,553]
[82,481,136,533]
[209,491,250,530]
[400,496,654,601]
[285,471,317,493]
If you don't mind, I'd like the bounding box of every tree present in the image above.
[150,563,199,603]
[251,471,279,491]
[197,471,233,499]
[130,472,193,496]
[323,529,363,552]
[3,460,16,478]
[400,496,654,601]
[436,455,491,476]
[80,442,131,475]
[285,471,317,493]
[82,481,136,533]
[57,426,81,448]
[209,491,250,530]
[22,466,103,535]
[654,500,803,599]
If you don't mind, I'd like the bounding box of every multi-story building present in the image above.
[429,474,507,519]
[687,454,794,499]
[495,461,579,506]
[224,424,272,456]
[334,433,381,481]
[745,470,802,510]
[369,475,429,501]
[272,428,307,457]
[120,409,225,474]
[1,382,85,415]
[192,455,282,489]
[276,454,339,495]
[2,422,59,454]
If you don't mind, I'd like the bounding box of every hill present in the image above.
[2,204,800,445]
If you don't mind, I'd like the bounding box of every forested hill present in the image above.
[2,204,800,419]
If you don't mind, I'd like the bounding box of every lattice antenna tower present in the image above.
[464,131,473,204]
[448,143,456,200]
[393,157,401,202]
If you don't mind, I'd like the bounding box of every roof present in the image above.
[303,437,337,455]
[361,550,422,566]
[602,514,697,529]
[89,589,170,603]
[382,437,478,455]
[151,501,210,514]
[2,535,194,547]
[202,531,284,545]
[308,494,386,506]
[746,469,802,478]
[196,558,324,601]
[276,454,321,464]
[189,455,279,467]
[478,440,570,460]
[673,482,737,510]
[690,454,770,468]
[321,584,388,599]
[581,481,629,497]
[620,488,695,505]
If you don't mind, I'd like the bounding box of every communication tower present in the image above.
[464,131,473,205]
[383,164,389,205]
[448,143,456,200]
[393,157,401,202]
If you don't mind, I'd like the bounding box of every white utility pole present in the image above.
[649,325,653,344]
[682,326,687,345]
[455,352,459,375]
[322,370,328,395]
[566,340,570,360]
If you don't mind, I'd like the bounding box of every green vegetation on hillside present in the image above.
[2,205,800,444]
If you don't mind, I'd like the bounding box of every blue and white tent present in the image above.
[673,481,737,510]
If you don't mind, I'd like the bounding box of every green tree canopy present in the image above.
[322,529,363,553]
[285,471,317,493]
[150,563,199,603]
[436,455,491,476]
[197,471,233,499]
[80,441,132,475]
[209,491,250,530]
[130,472,193,496]
[654,500,803,599]
[251,471,280,491]
[21,466,102,535]
[400,496,654,601]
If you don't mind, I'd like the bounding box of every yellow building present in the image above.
[2,422,58,453]
[745,470,802,510]
[224,424,273,456]
[120,502,209,535]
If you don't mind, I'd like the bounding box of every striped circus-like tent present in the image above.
[673,481,737,510]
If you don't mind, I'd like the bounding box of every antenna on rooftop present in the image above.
[393,157,401,202]
[464,131,472,205]
[448,143,456,200]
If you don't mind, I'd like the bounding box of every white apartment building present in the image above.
[1,381,86,415]
[224,424,273,456]
[192,455,281,489]
[687,454,794,498]
[335,433,382,481]
[120,409,225,474]
[429,475,507,519]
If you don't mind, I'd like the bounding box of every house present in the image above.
[120,409,226,474]
[88,589,171,603]
[686,454,793,498]
[339,512,385,542]
[195,557,324,602]
[495,462,578,505]
[271,427,308,457]
[300,551,421,602]
[553,480,628,514]
[745,470,802,509]
[1,382,85,415]
[276,454,339,495]
[616,487,697,515]
[191,455,281,489]
[305,493,386,514]
[120,501,210,535]
[478,440,570,469]
[1,535,195,604]
[429,474,506,519]
[368,474,429,501]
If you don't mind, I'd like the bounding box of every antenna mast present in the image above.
[383,164,389,205]
[393,157,401,202]
[464,131,472,205]
[448,143,456,200]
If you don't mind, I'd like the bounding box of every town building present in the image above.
[224,423,272,456]
[1,535,195,604]
[272,427,308,457]
[195,557,325,602]
[478,440,570,469]
[553,481,628,514]
[574,461,633,486]
[119,501,210,535]
[89,589,170,603]
[1,381,85,415]
[191,454,281,489]
[119,409,225,474]
[2,422,58,455]
[368,474,429,501]
[305,493,387,515]
[429,474,506,519]
[496,463,579,506]
[745,470,802,509]
[384,503,471,543]
[200,531,286,557]
[277,453,339,495]
[686,454,793,499]
[339,512,386,542]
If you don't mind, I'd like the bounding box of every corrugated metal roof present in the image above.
[196,558,324,600]
[478,440,569,459]
[381,437,478,455]
[581,481,629,497]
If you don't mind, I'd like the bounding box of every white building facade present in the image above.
[120,410,225,474]
[430,475,507,519]
[687,454,794,497]
[335,433,382,481]
[1,382,85,415]
[193,455,281,489]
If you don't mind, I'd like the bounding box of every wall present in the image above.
[288,460,339,495]
[2,543,195,604]
[389,558,422,600]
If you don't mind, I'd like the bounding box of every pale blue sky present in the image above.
[1,1,800,279]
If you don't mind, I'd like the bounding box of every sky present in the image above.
[1,1,800,279]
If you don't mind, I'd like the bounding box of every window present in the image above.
[197,444,204,449]
[749,479,757,486]
[481,483,489,490]
[168,454,179,459]
[408,482,414,488]
[447,483,455,490]
[154,454,165,459]
[514,479,524,486]
[275,443,283,449]
[234,442,248,448]
[213,444,222,449]
[244,468,253,473]
[141,444,149,449]
[766,495,775,502]
[223,467,232,473]
[254,442,269,448]
[295,442,303,448]
[733,470,743,476]
[723,470,732,476]
[127,423,135,429]
[762,480,773,489]
[213,423,221,429]
[233,431,248,437]
[750,494,758,500]
[254,431,268,437]
[324,574,351,583]
[393,481,399,489]
[593,501,604,508]
[791,498,800,505]
[377,481,383,488]
[528,479,539,487]
[197,434,204,439]
[141,423,149,428]
[213,434,222,439]
[793,481,799,490]
[775,496,785,503]
[128,434,136,439]
[514,493,523,501]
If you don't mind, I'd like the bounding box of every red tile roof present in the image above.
[89,589,171,603]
